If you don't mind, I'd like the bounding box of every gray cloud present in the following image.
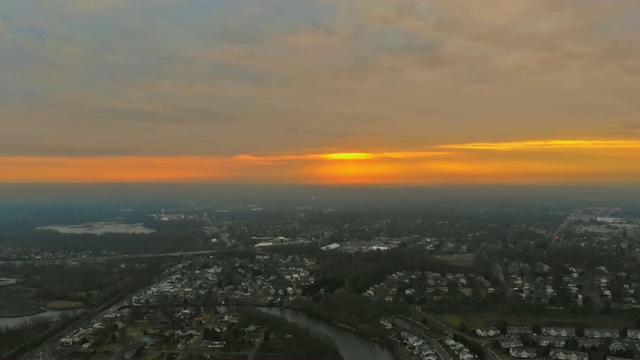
[1,0,640,157]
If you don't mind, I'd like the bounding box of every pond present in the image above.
[36,222,154,235]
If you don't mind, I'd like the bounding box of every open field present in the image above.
[433,254,476,267]
[431,311,639,330]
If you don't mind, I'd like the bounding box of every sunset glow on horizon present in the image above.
[440,140,640,151]
[2,140,639,184]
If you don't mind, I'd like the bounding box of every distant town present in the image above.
[1,200,640,360]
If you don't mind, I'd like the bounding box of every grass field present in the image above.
[397,346,421,360]
[46,300,85,310]
[431,311,639,330]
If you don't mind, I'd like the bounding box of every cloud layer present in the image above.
[1,1,640,183]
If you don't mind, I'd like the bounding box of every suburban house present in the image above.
[418,344,437,360]
[576,338,601,349]
[549,349,588,360]
[445,340,474,360]
[475,327,501,337]
[627,329,640,340]
[459,352,474,360]
[609,341,627,353]
[531,335,566,347]
[498,336,523,349]
[379,319,393,330]
[401,331,424,347]
[59,338,73,347]
[509,347,537,359]
[584,328,620,339]
[542,327,576,337]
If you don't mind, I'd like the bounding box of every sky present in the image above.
[1,0,640,185]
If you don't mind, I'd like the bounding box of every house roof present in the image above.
[549,348,588,360]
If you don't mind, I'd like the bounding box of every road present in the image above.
[248,329,266,360]
[492,262,512,299]
[552,212,574,245]
[24,297,128,359]
[22,260,188,360]
[430,338,452,360]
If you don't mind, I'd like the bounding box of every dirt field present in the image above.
[46,300,85,310]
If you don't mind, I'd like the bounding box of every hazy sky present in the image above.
[2,1,640,184]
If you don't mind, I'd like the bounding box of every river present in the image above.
[258,307,394,360]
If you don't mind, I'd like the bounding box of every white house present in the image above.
[475,327,500,337]
[59,338,73,347]
[510,347,537,359]
[628,329,640,340]
[549,349,588,360]
[542,327,575,337]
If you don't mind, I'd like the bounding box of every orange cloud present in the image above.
[439,139,640,151]
[1,142,639,184]
[234,151,453,163]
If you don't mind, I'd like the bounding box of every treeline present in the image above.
[306,247,480,294]
[6,230,205,255]
[0,319,50,357]
[17,259,168,306]
[0,310,82,358]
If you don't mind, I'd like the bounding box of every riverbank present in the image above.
[279,303,404,360]
[0,297,83,317]
[284,302,394,346]
[331,320,357,332]
[258,307,394,360]
[218,303,400,359]
[0,309,78,329]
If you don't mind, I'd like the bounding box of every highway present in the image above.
[24,297,128,359]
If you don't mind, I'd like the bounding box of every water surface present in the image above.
[0,310,76,329]
[259,307,393,360]
[37,222,154,235]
